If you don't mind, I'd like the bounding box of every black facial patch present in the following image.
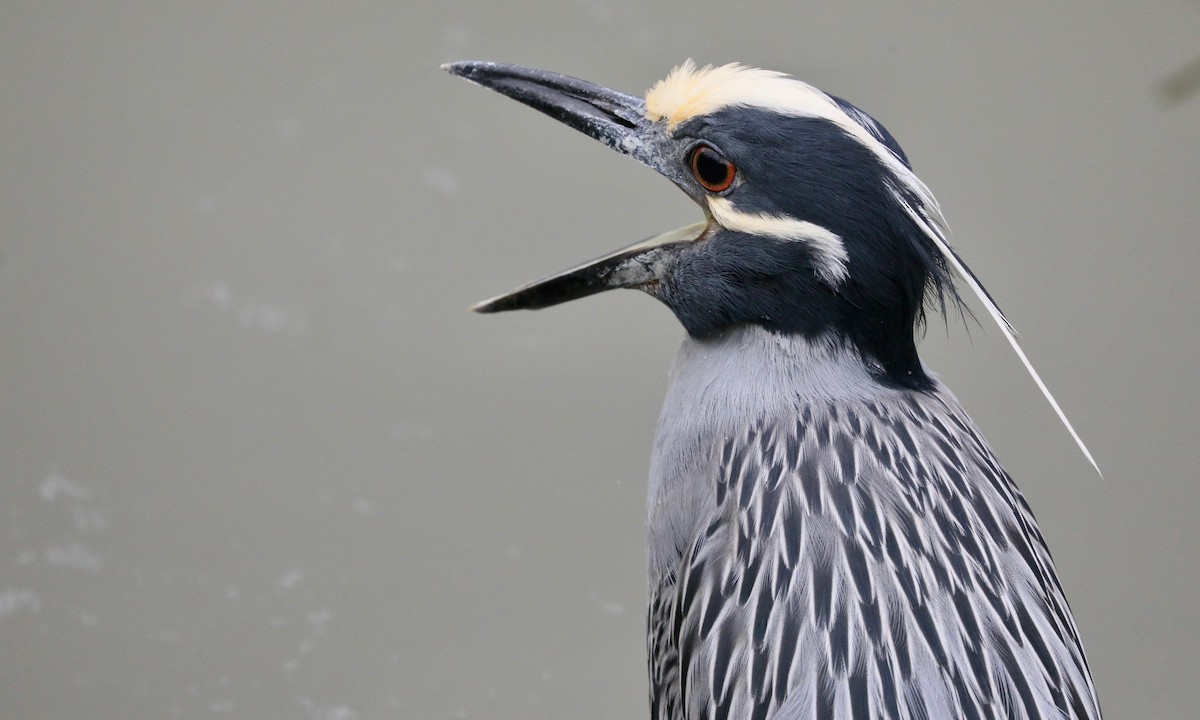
[664,107,957,389]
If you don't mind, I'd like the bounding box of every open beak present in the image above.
[443,61,701,312]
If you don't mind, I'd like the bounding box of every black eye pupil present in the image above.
[695,149,726,184]
[692,147,734,191]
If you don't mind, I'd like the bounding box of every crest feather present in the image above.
[645,59,796,129]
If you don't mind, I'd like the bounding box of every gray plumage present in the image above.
[646,327,1098,720]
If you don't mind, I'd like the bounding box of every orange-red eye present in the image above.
[689,145,736,193]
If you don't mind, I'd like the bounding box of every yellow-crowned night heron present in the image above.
[446,60,1101,720]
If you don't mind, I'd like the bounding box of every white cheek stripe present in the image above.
[707,196,849,285]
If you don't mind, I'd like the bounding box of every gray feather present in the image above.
[646,327,1099,720]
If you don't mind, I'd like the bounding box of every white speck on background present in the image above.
[0,589,40,619]
[224,586,240,601]
[237,300,308,336]
[350,497,373,515]
[504,544,523,558]
[283,606,334,677]
[39,472,91,502]
[325,706,357,720]
[306,608,331,629]
[277,567,305,591]
[182,281,232,309]
[44,544,104,572]
[295,697,360,720]
[183,282,308,337]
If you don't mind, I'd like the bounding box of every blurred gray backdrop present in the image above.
[2,2,1198,719]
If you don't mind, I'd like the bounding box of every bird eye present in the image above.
[689,145,736,193]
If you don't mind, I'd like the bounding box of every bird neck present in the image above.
[646,326,933,578]
[684,314,931,391]
[671,326,921,410]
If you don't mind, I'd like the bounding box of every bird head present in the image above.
[445,60,1099,472]
[445,60,962,389]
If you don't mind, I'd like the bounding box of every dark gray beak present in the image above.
[443,61,656,165]
[468,223,705,312]
[443,61,700,312]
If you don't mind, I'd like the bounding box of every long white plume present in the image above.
[893,192,1102,477]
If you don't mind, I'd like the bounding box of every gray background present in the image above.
[2,2,1197,719]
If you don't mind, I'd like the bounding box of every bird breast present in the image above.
[646,326,905,577]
